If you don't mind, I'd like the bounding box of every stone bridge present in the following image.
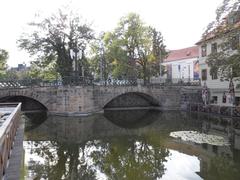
[0,85,201,115]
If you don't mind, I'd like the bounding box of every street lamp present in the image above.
[98,34,106,85]
[70,48,79,74]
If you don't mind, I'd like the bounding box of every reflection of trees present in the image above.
[25,132,169,180]
[26,141,96,180]
[204,155,240,180]
[90,132,169,180]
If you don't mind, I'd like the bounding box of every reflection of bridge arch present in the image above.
[103,92,160,109]
[0,95,48,111]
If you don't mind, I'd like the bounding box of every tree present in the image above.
[90,13,167,84]
[27,60,59,81]
[18,9,94,84]
[113,13,167,83]
[0,49,8,78]
[151,28,167,77]
[204,0,240,82]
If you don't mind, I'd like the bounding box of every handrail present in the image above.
[0,77,201,88]
[0,103,21,179]
[0,76,94,89]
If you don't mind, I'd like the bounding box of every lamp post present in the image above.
[99,37,106,85]
[74,48,79,77]
[229,79,235,106]
[80,45,86,78]
[70,46,80,84]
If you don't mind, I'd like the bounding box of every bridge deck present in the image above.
[4,119,24,180]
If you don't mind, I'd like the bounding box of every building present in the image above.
[10,63,28,72]
[196,12,240,106]
[162,46,199,82]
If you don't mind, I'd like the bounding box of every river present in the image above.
[21,110,240,180]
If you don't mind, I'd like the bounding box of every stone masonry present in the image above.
[0,85,200,115]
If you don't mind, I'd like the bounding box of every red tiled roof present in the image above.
[164,46,199,62]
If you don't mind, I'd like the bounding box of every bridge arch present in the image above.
[103,92,160,109]
[0,95,48,112]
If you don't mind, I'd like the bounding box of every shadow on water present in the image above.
[23,111,48,132]
[104,109,161,128]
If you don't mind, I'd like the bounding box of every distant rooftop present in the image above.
[164,46,199,62]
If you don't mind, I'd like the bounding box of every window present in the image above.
[232,65,239,78]
[211,43,217,54]
[228,12,240,25]
[235,97,240,106]
[201,45,207,57]
[231,36,239,50]
[211,69,218,80]
[228,16,235,25]
[211,96,218,104]
[211,72,218,80]
[201,69,207,80]
[212,145,218,154]
[222,92,227,103]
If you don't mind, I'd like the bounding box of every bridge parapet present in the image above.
[0,77,200,89]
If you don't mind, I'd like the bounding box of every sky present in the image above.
[0,0,223,67]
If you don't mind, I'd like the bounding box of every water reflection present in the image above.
[104,109,160,128]
[24,134,169,179]
[23,111,47,132]
[22,111,240,180]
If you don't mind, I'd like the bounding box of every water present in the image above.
[21,110,240,180]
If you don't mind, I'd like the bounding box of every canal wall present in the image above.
[186,103,240,117]
[180,87,240,117]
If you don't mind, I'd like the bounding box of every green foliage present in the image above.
[89,13,167,83]
[204,0,240,36]
[28,60,59,81]
[206,48,240,81]
[3,70,18,80]
[18,9,94,84]
[205,155,240,180]
[0,49,8,78]
[205,0,240,81]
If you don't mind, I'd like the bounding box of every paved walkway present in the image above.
[5,119,24,180]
